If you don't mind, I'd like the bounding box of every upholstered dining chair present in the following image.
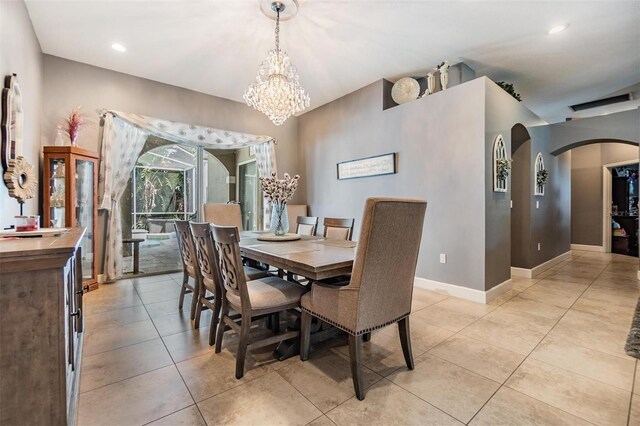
[203,203,243,230]
[174,220,202,321]
[211,224,307,379]
[190,222,269,335]
[323,217,355,240]
[300,198,427,400]
[295,216,319,236]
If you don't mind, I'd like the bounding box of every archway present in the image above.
[551,138,637,156]
[511,123,532,269]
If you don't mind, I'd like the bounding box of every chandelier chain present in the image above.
[275,6,280,52]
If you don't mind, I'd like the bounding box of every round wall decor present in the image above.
[1,74,23,173]
[391,77,420,104]
[4,156,37,204]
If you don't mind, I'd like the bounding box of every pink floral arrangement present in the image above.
[63,107,86,145]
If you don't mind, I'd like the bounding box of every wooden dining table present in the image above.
[238,231,358,359]
[239,231,357,281]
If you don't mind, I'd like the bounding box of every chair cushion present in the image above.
[226,276,306,310]
[244,266,268,281]
[325,227,349,240]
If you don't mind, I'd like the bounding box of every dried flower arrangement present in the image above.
[496,158,512,181]
[62,107,86,146]
[260,172,300,204]
[537,169,549,186]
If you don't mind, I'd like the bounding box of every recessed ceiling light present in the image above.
[111,43,126,52]
[548,24,568,35]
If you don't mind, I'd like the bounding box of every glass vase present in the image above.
[270,201,289,236]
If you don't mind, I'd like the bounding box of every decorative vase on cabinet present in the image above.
[43,146,99,290]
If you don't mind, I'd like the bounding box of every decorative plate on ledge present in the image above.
[257,233,301,242]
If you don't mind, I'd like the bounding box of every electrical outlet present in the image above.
[537,243,541,251]
[510,200,513,208]
[536,200,539,209]
[439,254,447,264]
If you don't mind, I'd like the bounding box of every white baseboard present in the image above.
[510,250,572,279]
[571,244,605,253]
[414,276,512,305]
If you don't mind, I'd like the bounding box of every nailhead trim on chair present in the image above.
[301,307,410,336]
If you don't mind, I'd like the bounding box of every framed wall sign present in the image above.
[337,152,397,180]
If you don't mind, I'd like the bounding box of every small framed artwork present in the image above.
[337,153,397,180]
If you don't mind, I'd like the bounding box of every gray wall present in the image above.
[42,55,305,273]
[299,78,487,291]
[0,1,43,229]
[485,79,571,288]
[550,109,640,154]
[510,139,531,268]
[571,143,638,246]
[42,55,303,191]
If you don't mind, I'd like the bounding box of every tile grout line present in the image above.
[628,359,637,426]
[131,276,208,425]
[465,255,612,425]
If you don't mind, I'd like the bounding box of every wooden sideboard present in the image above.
[0,227,86,425]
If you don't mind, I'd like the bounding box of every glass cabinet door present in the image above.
[75,159,94,281]
[49,158,66,228]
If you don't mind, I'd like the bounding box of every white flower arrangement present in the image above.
[260,172,300,204]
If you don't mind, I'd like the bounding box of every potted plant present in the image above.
[537,169,549,186]
[496,157,512,181]
[260,172,300,236]
[496,81,522,101]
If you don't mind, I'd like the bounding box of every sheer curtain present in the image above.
[98,111,277,280]
[99,114,148,281]
[253,141,278,229]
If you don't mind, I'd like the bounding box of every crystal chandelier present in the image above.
[244,1,310,126]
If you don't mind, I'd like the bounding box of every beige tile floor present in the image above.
[79,250,639,426]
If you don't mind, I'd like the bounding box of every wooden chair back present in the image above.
[203,203,243,231]
[323,217,355,240]
[210,224,250,311]
[189,222,220,296]
[296,216,318,236]
[174,220,199,275]
[287,204,308,233]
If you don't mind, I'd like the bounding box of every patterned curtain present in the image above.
[253,141,278,230]
[99,114,148,281]
[109,111,272,147]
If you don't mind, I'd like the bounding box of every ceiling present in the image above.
[25,0,640,123]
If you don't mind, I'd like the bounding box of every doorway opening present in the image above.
[120,136,256,275]
[511,123,532,269]
[604,160,639,256]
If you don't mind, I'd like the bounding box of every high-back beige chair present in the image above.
[295,216,319,236]
[211,224,306,379]
[174,220,202,321]
[203,203,243,230]
[300,198,427,400]
[323,217,355,240]
[287,204,308,233]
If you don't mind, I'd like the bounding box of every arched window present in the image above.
[534,152,546,196]
[493,134,508,192]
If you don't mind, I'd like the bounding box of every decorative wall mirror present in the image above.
[1,74,24,173]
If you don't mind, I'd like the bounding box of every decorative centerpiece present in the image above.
[259,171,300,239]
[3,155,38,219]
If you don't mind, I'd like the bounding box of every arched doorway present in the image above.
[511,123,532,268]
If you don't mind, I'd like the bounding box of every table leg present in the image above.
[133,242,140,274]
[273,318,340,361]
